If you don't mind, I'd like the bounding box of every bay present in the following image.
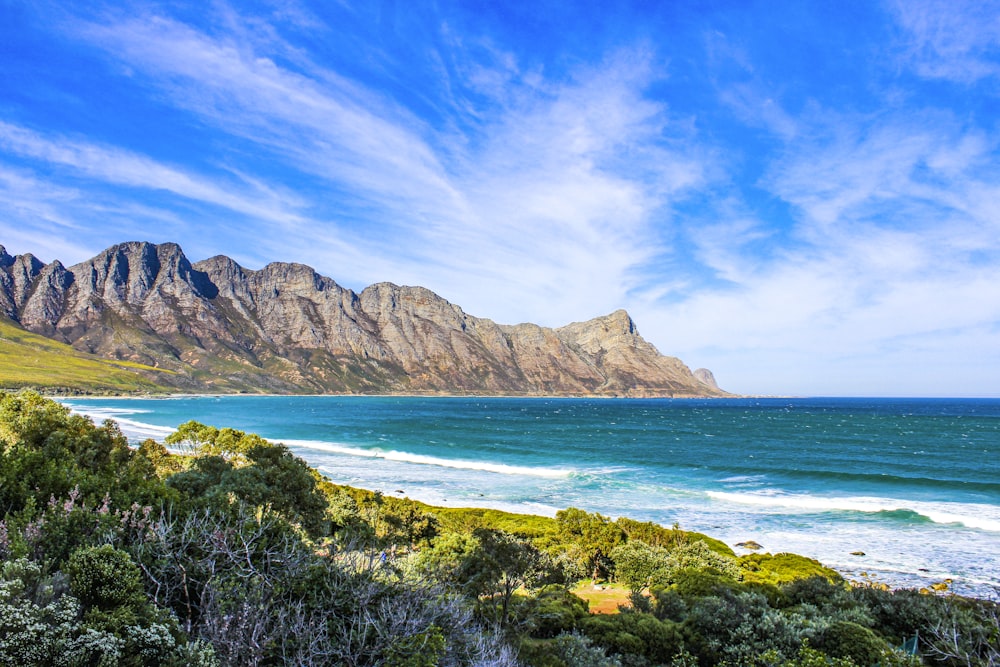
[61,395,1000,597]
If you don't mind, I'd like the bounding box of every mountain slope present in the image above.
[0,316,171,393]
[0,242,728,396]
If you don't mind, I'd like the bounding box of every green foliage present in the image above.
[67,545,144,612]
[740,552,842,586]
[164,420,269,463]
[4,392,1000,667]
[515,585,591,639]
[556,508,625,582]
[548,632,623,667]
[684,590,808,665]
[670,567,742,599]
[0,391,169,516]
[610,540,672,593]
[166,443,329,537]
[611,538,742,596]
[814,620,893,666]
[383,625,447,667]
[436,505,562,541]
[582,611,686,664]
[0,555,208,667]
[757,644,859,666]
[615,517,735,558]
[417,527,565,626]
[667,539,742,580]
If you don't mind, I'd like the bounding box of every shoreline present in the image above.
[57,395,1000,600]
[332,480,988,598]
[51,390,745,400]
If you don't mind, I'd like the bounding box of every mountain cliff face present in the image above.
[0,242,728,396]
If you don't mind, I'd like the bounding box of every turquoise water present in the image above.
[62,396,1000,596]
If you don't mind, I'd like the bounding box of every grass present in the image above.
[572,580,630,614]
[0,317,172,394]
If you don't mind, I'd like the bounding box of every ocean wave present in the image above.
[63,404,152,417]
[718,474,768,484]
[283,438,574,478]
[66,408,175,441]
[706,491,1000,532]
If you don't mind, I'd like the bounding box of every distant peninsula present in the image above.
[0,242,727,397]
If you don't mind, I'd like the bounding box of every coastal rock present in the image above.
[694,368,720,391]
[2,241,732,396]
[736,540,764,551]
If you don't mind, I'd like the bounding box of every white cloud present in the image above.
[637,104,1000,396]
[0,121,307,226]
[890,0,1000,83]
[61,11,708,325]
[5,2,997,396]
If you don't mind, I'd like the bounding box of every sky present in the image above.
[1,0,999,397]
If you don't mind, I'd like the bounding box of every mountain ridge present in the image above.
[0,241,728,397]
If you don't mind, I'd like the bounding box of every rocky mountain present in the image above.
[0,242,728,396]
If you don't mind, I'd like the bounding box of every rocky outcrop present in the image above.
[0,241,729,396]
[0,245,45,320]
[694,368,720,391]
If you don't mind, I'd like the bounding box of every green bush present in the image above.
[519,585,590,638]
[815,621,893,666]
[67,545,144,612]
[740,552,841,586]
[671,567,740,599]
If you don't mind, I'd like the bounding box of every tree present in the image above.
[165,421,269,464]
[610,540,671,594]
[416,528,564,626]
[556,508,624,582]
[166,444,328,538]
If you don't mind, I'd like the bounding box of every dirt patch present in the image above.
[573,582,631,615]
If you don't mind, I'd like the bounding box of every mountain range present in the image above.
[0,241,727,397]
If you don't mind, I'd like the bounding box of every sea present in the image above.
[59,395,1000,598]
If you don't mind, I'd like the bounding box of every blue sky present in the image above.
[1,1,999,397]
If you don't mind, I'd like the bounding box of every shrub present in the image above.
[550,632,623,667]
[740,553,840,586]
[815,620,893,666]
[67,545,144,612]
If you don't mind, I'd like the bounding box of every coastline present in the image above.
[49,389,743,400]
[56,394,1000,600]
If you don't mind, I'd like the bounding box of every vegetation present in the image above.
[1,390,997,666]
[0,318,171,394]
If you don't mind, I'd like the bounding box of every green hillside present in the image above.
[0,317,171,394]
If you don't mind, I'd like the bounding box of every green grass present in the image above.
[0,317,172,394]
[572,580,630,614]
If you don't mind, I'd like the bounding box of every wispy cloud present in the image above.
[890,0,1000,83]
[640,100,1000,395]
[3,1,998,396]
[0,166,102,263]
[0,121,307,226]
[58,9,708,324]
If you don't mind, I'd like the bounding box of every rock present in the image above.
[0,247,45,319]
[694,368,719,390]
[736,540,764,550]
[3,241,734,397]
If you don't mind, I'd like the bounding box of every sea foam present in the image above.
[283,438,574,478]
[706,490,1000,532]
